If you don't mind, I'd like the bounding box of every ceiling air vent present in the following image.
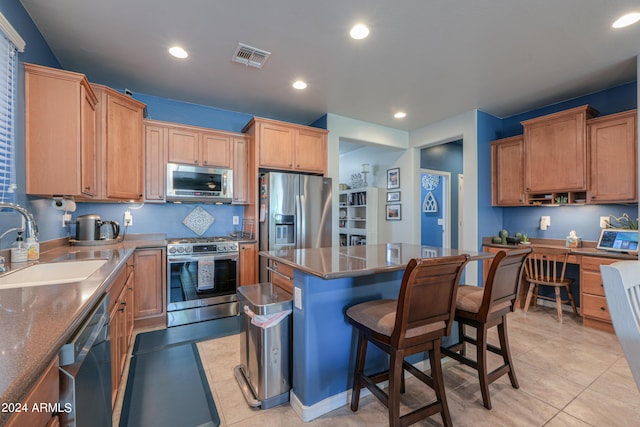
[232,43,271,69]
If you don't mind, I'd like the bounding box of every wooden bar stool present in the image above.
[346,255,469,427]
[441,248,531,409]
[523,246,579,323]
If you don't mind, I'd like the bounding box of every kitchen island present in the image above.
[260,243,492,421]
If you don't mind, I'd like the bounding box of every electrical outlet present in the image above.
[600,216,609,228]
[62,213,72,227]
[124,210,133,226]
[233,215,239,225]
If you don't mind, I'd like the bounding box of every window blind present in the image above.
[0,32,17,203]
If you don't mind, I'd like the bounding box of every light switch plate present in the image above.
[233,215,239,225]
[294,287,302,310]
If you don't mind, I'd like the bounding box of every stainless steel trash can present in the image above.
[234,283,292,409]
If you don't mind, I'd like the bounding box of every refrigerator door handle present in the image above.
[295,194,301,248]
[299,194,306,248]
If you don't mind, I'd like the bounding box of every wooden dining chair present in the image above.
[600,261,640,392]
[523,246,579,322]
[441,248,531,410]
[346,254,470,427]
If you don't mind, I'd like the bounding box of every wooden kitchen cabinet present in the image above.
[239,243,258,286]
[587,109,637,204]
[233,136,251,204]
[25,63,99,198]
[294,127,328,173]
[5,357,60,427]
[245,117,328,174]
[144,122,168,202]
[267,259,294,295]
[108,258,135,407]
[92,84,145,201]
[134,247,166,328]
[491,135,525,206]
[522,105,597,194]
[167,124,233,168]
[580,256,617,333]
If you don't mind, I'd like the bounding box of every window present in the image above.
[0,13,24,203]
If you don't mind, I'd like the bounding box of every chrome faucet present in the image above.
[0,202,39,239]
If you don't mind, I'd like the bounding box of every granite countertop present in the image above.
[260,243,494,280]
[0,234,166,425]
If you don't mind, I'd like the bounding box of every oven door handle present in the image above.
[168,256,201,263]
[168,254,238,263]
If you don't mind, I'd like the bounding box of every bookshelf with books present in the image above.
[338,187,379,246]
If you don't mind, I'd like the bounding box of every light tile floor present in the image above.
[196,307,640,427]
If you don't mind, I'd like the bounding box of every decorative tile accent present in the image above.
[182,206,215,236]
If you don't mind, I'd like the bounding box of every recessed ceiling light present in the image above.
[292,80,307,90]
[168,46,188,59]
[350,23,370,40]
[612,12,640,28]
[394,111,407,119]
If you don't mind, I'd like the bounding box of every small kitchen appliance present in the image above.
[73,214,120,244]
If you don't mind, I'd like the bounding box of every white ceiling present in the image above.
[19,0,639,131]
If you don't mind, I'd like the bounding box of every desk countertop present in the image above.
[260,243,494,280]
[482,238,638,261]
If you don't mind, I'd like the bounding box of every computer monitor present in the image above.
[596,229,639,253]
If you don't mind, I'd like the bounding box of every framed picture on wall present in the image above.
[387,167,400,189]
[387,191,401,202]
[386,203,401,220]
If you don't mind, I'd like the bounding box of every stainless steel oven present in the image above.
[167,238,239,327]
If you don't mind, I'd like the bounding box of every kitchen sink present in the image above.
[0,259,108,289]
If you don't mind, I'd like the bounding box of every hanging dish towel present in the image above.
[197,257,216,291]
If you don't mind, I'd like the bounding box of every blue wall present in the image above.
[477,82,638,244]
[477,110,504,246]
[501,82,637,138]
[134,93,253,133]
[0,2,61,247]
[420,141,462,248]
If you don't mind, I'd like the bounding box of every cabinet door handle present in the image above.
[266,265,293,281]
[600,306,606,311]
[203,160,208,165]
[84,186,91,191]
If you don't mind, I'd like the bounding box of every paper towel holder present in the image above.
[51,196,77,212]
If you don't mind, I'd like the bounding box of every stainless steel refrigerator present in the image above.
[259,172,332,282]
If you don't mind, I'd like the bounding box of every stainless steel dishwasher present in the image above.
[59,294,112,427]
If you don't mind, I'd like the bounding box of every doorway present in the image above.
[420,169,451,248]
[419,140,463,249]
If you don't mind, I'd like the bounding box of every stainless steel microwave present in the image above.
[166,163,233,203]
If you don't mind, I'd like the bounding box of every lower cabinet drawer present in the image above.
[269,261,294,295]
[582,293,612,322]
[581,271,606,297]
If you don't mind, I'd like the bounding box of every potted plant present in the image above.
[604,213,638,229]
